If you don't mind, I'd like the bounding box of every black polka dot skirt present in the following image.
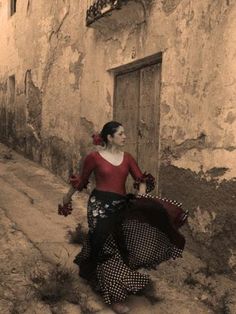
[73,189,185,305]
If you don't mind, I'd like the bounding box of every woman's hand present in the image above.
[58,186,77,217]
[62,186,77,205]
[138,182,146,195]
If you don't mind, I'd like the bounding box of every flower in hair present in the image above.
[92,133,104,146]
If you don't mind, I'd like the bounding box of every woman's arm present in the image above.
[128,153,146,194]
[63,186,77,205]
[62,153,96,204]
[128,153,156,194]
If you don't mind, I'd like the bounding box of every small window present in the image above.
[8,75,15,104]
[10,0,17,16]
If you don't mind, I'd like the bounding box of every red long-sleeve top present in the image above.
[70,151,145,195]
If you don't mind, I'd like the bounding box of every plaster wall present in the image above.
[0,0,236,272]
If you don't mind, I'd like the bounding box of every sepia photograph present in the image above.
[0,0,235,313]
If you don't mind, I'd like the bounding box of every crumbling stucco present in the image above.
[162,0,183,15]
[25,70,42,143]
[159,164,236,272]
[69,52,85,91]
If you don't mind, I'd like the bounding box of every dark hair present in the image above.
[100,121,122,144]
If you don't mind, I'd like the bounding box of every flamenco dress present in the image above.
[68,151,187,305]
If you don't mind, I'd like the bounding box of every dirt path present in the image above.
[0,143,235,314]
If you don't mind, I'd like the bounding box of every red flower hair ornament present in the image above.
[92,133,104,146]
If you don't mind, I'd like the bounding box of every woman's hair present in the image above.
[100,121,122,144]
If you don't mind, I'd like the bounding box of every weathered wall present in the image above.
[0,0,236,273]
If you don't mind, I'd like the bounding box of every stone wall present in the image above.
[0,0,235,273]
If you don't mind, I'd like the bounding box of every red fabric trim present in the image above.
[136,194,188,229]
[133,172,155,193]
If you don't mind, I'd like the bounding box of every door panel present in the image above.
[114,71,140,192]
[114,62,161,194]
[114,71,140,159]
[138,63,161,193]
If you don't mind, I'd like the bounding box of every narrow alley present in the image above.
[0,143,235,313]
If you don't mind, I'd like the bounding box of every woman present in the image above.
[59,121,187,314]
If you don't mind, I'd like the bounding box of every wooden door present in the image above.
[114,62,161,193]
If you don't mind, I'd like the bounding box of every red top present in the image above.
[71,151,144,195]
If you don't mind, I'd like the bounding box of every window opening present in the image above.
[8,75,15,104]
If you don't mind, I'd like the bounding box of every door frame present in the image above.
[108,52,162,76]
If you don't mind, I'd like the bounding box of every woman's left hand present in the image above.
[138,182,146,195]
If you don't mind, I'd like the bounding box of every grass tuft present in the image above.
[183,273,199,287]
[67,224,86,245]
[29,264,79,305]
